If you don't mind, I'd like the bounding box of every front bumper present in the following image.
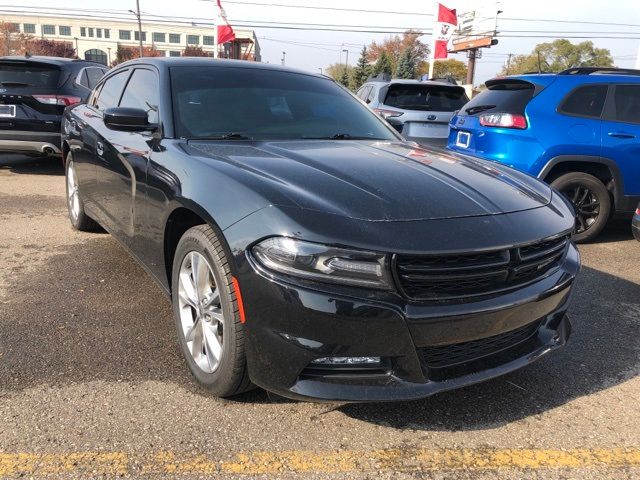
[0,130,61,155]
[239,243,580,402]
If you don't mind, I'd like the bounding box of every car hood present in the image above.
[186,140,552,221]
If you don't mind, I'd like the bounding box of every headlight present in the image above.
[251,237,392,289]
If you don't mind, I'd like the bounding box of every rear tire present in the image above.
[551,172,611,243]
[171,224,251,397]
[65,152,100,232]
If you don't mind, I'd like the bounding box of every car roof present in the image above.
[0,55,103,67]
[115,57,328,80]
[499,69,640,86]
[367,79,463,88]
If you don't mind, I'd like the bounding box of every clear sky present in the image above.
[11,0,640,83]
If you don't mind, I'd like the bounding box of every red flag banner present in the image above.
[433,3,457,60]
[216,0,236,45]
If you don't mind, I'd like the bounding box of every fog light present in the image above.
[311,356,381,365]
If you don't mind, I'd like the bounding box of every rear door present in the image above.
[601,83,640,197]
[382,83,468,143]
[0,60,69,134]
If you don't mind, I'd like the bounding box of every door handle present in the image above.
[607,132,635,139]
[96,141,104,156]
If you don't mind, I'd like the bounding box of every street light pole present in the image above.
[136,0,143,57]
[281,51,286,66]
[129,0,144,57]
[343,49,349,67]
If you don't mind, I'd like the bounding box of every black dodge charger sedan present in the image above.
[62,58,580,402]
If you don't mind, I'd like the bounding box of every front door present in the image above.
[95,67,160,253]
[601,84,640,200]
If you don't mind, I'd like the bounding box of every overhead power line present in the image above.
[208,0,434,17]
[2,6,640,39]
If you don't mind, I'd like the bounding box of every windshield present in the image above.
[383,83,468,112]
[0,62,60,88]
[170,66,398,141]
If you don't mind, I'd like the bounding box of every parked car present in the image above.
[447,67,640,243]
[633,203,640,241]
[0,55,107,156]
[62,58,580,402]
[356,76,468,146]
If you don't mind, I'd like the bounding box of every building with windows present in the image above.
[1,12,261,65]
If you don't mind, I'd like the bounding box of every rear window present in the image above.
[383,84,468,112]
[0,62,60,88]
[462,80,535,116]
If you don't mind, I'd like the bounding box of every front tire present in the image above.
[171,224,251,397]
[551,172,611,243]
[65,152,99,231]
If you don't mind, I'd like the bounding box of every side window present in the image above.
[78,69,89,88]
[86,68,105,89]
[610,85,640,124]
[559,84,607,118]
[366,86,377,104]
[95,70,129,111]
[355,86,366,99]
[118,69,160,124]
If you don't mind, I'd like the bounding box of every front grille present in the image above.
[421,320,541,369]
[395,235,569,301]
[419,320,542,381]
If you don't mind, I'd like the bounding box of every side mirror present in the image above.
[104,107,154,132]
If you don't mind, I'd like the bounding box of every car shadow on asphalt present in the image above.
[0,154,64,176]
[590,219,635,244]
[0,236,638,428]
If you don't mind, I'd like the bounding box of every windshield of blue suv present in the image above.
[170,66,399,141]
[383,84,468,112]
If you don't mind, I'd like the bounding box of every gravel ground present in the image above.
[0,154,638,479]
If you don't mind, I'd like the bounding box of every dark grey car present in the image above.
[0,56,107,156]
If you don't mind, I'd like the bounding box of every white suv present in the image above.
[356,77,468,147]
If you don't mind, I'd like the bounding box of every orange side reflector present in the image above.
[231,276,246,324]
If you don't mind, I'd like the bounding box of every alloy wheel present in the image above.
[177,251,225,373]
[561,184,600,234]
[67,160,80,222]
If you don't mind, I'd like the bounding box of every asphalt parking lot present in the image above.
[0,154,639,479]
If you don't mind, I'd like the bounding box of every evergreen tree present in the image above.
[372,51,393,77]
[339,67,350,87]
[394,47,416,79]
[350,46,372,90]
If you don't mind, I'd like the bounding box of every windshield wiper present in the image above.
[465,104,496,115]
[193,133,252,140]
[303,134,383,140]
[0,81,31,87]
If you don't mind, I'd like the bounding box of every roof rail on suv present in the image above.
[558,67,640,76]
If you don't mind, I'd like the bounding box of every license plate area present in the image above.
[0,105,16,118]
[455,130,470,148]
[405,122,448,138]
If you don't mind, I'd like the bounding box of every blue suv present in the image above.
[447,67,640,242]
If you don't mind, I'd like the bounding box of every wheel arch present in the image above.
[538,155,624,209]
[163,201,235,293]
[61,140,71,165]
